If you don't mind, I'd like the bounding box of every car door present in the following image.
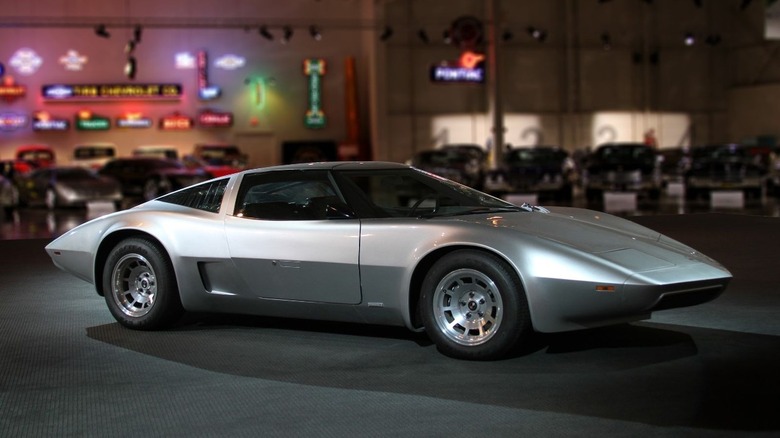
[223,170,361,304]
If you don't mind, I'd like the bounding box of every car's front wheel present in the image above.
[102,237,183,330]
[420,250,531,360]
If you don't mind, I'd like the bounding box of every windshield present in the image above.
[336,167,521,218]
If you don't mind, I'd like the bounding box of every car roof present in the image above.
[241,161,408,174]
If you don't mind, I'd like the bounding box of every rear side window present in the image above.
[159,179,228,213]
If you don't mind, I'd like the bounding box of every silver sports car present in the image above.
[45,161,732,360]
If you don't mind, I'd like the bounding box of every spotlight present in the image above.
[443,29,452,44]
[705,34,722,45]
[527,26,547,42]
[501,29,514,42]
[282,26,293,43]
[124,57,137,79]
[684,32,695,46]
[379,26,393,41]
[133,25,143,43]
[124,39,136,54]
[417,29,429,43]
[309,25,322,41]
[259,26,274,41]
[94,24,110,38]
[601,32,612,50]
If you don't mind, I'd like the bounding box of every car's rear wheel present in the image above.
[103,237,183,330]
[420,250,531,360]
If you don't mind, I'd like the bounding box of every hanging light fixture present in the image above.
[94,24,110,38]
[259,26,274,41]
[309,25,322,41]
[124,57,137,79]
[417,28,429,43]
[282,26,293,43]
[133,25,143,43]
[379,26,393,41]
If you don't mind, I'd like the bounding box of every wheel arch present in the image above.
[407,244,527,330]
[93,229,168,296]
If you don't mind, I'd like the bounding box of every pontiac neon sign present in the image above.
[42,83,183,101]
[430,51,486,83]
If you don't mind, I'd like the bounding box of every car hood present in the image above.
[446,206,722,268]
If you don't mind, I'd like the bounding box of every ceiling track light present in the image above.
[684,32,695,46]
[527,26,547,42]
[282,25,293,43]
[124,56,137,80]
[133,25,143,43]
[379,26,393,42]
[94,24,110,38]
[501,29,513,42]
[259,25,274,41]
[124,39,136,54]
[417,28,429,43]
[309,25,322,41]
[601,32,612,50]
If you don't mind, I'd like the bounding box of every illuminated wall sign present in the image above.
[42,83,183,101]
[10,48,43,76]
[0,112,28,131]
[59,50,88,71]
[430,50,486,83]
[197,51,221,101]
[159,113,194,130]
[116,113,152,129]
[215,54,245,70]
[303,58,326,129]
[32,111,69,131]
[75,111,110,131]
[175,52,196,69]
[198,109,233,128]
[0,76,26,101]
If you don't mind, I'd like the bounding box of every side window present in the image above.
[158,178,228,213]
[234,170,349,220]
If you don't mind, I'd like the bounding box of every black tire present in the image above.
[102,237,183,330]
[420,250,531,360]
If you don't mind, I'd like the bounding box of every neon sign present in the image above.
[198,109,233,128]
[0,112,27,131]
[59,50,88,71]
[159,113,194,130]
[304,58,326,129]
[116,113,152,128]
[32,111,69,131]
[0,76,26,101]
[10,48,42,76]
[430,50,486,83]
[75,110,110,131]
[197,51,221,101]
[42,83,183,101]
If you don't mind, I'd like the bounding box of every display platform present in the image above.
[1,213,778,436]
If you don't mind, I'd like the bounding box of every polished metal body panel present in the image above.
[46,161,732,334]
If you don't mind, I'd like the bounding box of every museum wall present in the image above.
[377,0,774,162]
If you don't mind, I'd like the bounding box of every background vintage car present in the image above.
[483,146,575,201]
[98,157,210,201]
[407,143,487,189]
[16,166,122,209]
[685,143,768,200]
[582,142,662,203]
[71,143,117,170]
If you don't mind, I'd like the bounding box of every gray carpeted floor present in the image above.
[1,213,778,437]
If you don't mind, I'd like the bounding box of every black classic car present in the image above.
[483,146,575,201]
[684,143,768,200]
[99,157,211,201]
[408,144,487,189]
[582,142,661,203]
